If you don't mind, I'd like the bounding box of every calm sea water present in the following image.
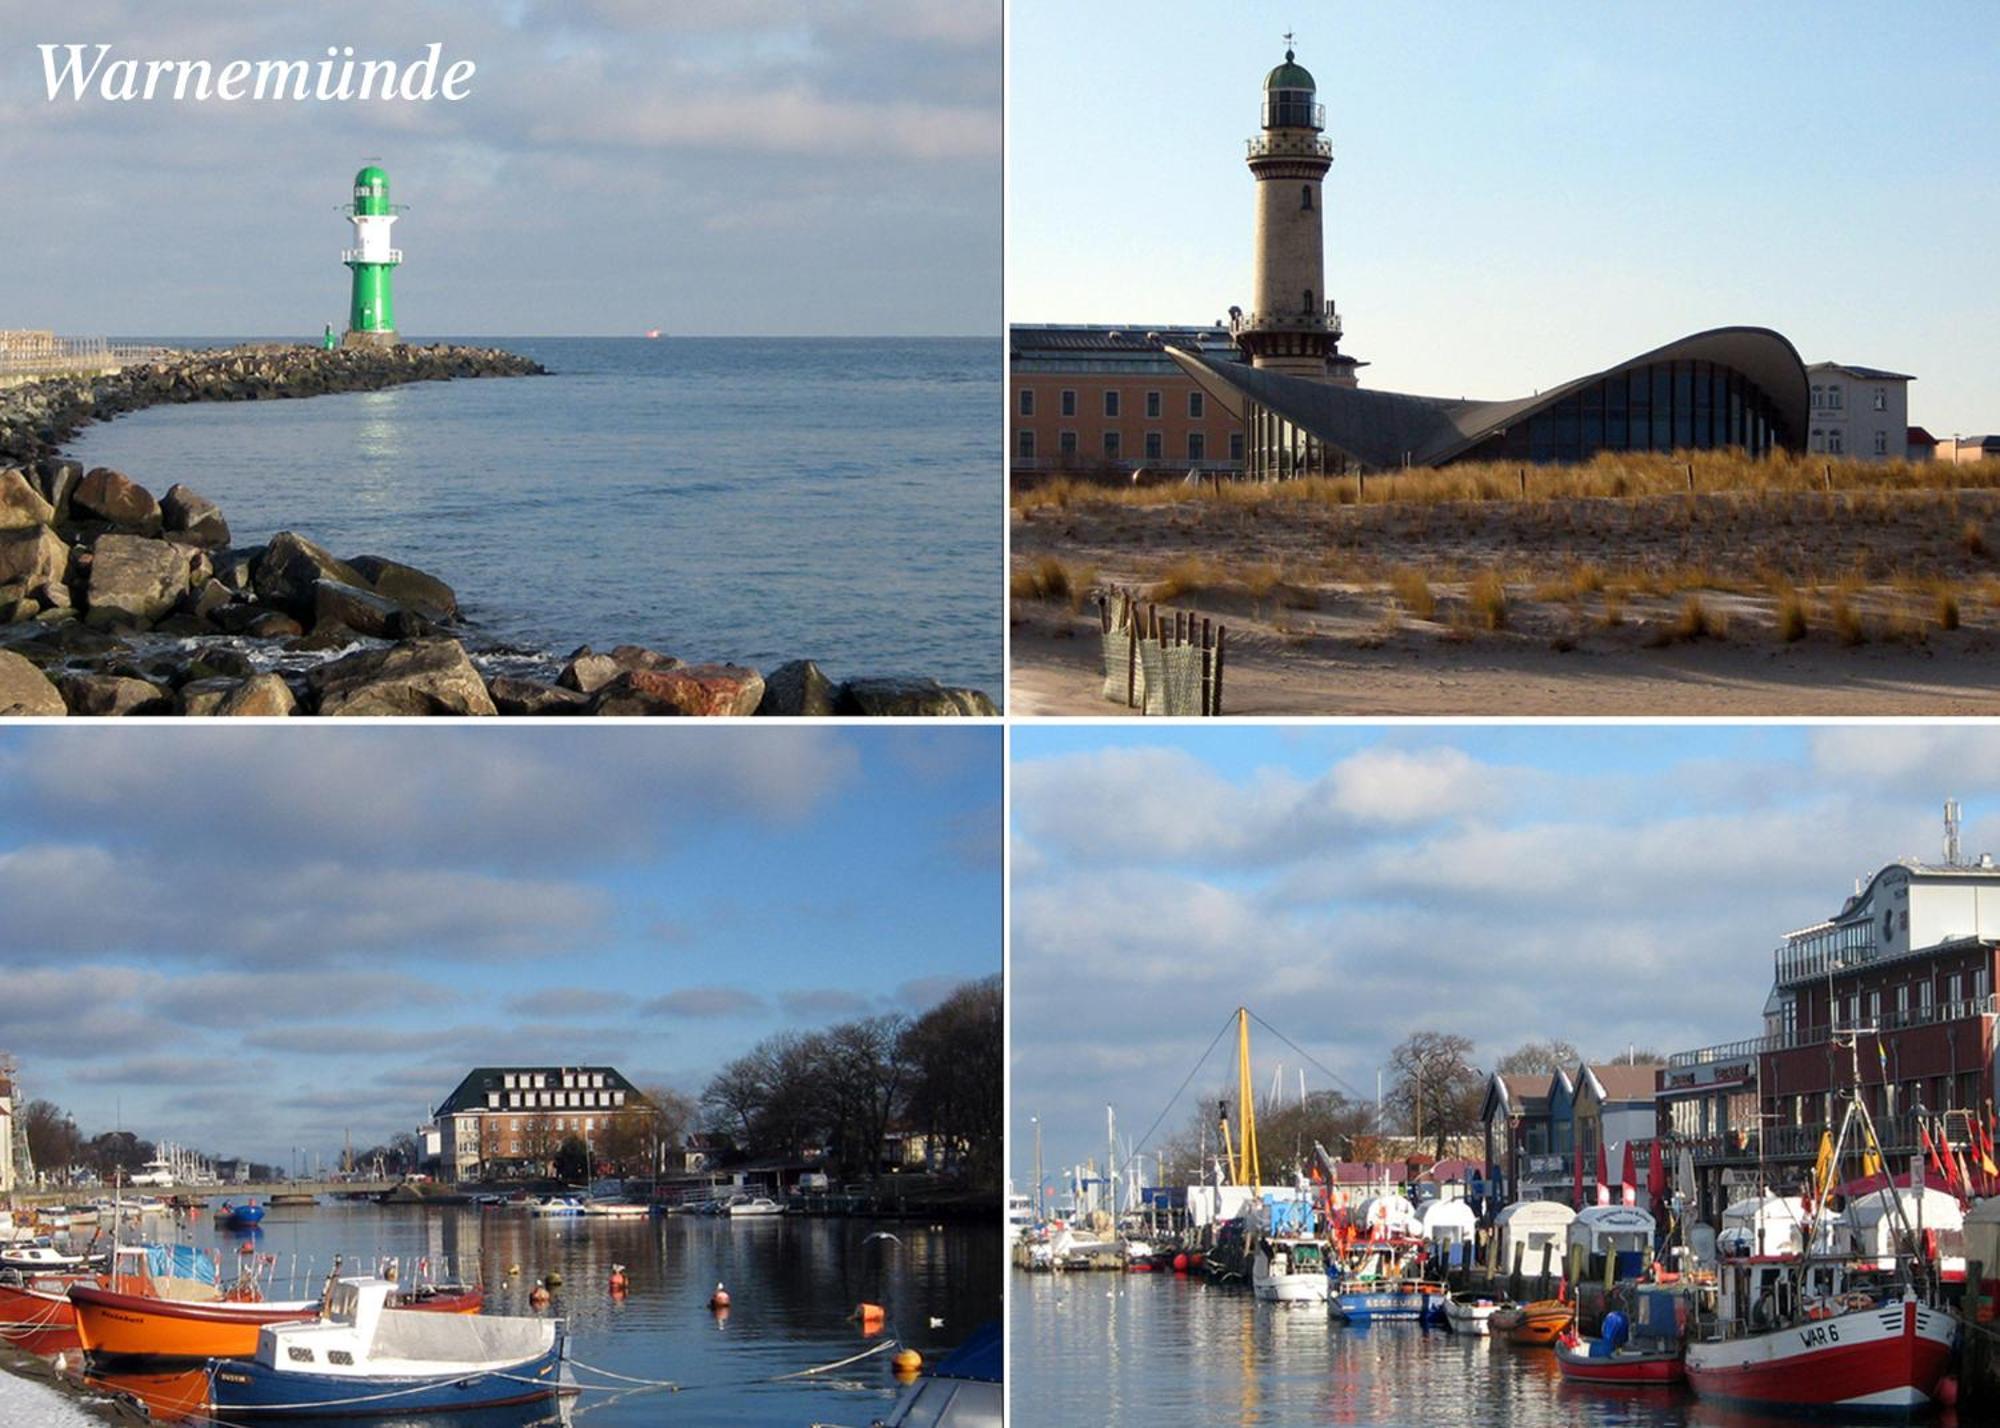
[1009,1271,1964,1427]
[11,1203,998,1427]
[64,338,1001,697]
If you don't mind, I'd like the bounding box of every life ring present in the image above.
[1844,1293,1874,1312]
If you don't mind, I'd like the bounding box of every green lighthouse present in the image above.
[341,164,402,348]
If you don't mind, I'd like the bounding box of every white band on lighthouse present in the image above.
[348,214,400,265]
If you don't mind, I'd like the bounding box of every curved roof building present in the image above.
[1169,325,1810,475]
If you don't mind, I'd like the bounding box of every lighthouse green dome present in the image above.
[353,165,390,216]
[1264,50,1315,91]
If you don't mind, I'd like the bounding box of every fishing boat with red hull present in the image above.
[1555,1328,1685,1385]
[1684,1074,1959,1416]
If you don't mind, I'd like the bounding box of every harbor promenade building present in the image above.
[1017,45,1928,479]
[432,1065,644,1182]
[1658,816,2000,1221]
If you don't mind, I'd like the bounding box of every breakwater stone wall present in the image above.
[0,344,997,717]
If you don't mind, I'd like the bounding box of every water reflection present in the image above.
[1012,1273,1961,1427]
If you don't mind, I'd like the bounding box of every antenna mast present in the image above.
[1945,799,1963,866]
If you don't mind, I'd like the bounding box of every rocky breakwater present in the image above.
[0,464,997,717]
[0,343,547,468]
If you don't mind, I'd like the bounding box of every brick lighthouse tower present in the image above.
[1231,40,1357,385]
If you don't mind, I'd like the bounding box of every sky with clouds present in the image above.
[1011,724,2000,1189]
[0,726,1000,1167]
[1011,0,2000,435]
[2,1,998,336]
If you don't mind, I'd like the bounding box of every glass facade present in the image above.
[1455,360,1787,466]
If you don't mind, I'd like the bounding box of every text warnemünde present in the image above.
[39,43,476,102]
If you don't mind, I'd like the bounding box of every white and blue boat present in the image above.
[206,1277,565,1418]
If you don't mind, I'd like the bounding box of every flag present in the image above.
[1920,1121,1947,1186]
[1807,1129,1835,1212]
[1596,1142,1610,1207]
[1620,1141,1636,1207]
[1573,1136,1585,1210]
[1646,1139,1668,1205]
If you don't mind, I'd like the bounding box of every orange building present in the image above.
[1010,325,1249,479]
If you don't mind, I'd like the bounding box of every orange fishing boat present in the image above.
[69,1282,324,1359]
[0,1272,99,1355]
[1496,1297,1572,1345]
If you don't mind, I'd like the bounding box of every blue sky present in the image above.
[1011,724,2000,1189]
[0,727,1000,1166]
[1010,0,2000,435]
[1,1,998,336]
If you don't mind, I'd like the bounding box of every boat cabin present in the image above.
[1494,1200,1576,1277]
[254,1276,553,1378]
[1704,1255,1883,1339]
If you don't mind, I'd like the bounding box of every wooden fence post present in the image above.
[1201,618,1214,715]
[1125,592,1138,709]
[1519,467,1527,499]
[1213,626,1226,716]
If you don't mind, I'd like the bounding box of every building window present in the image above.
[1229,432,1244,462]
[1059,431,1077,456]
[1873,388,1887,412]
[1189,392,1205,419]
[1018,429,1035,459]
[1868,990,1881,1022]
[1874,430,1887,456]
[1145,390,1161,419]
[1811,385,1823,410]
[614,1091,626,1106]
[1144,431,1162,460]
[1897,985,1910,1014]
[1303,288,1314,314]
[1920,980,1934,1011]
[1018,389,1034,417]
[1301,185,1313,211]
[1949,973,1963,1004]
[1104,391,1120,418]
[1828,384,1843,409]
[1103,431,1121,459]
[1828,430,1844,455]
[504,1074,516,1089]
[1060,389,1076,417]
[1189,432,1206,461]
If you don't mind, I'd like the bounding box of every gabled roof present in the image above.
[1575,1062,1665,1108]
[1809,362,1916,382]
[1908,426,1939,446]
[1168,326,1811,469]
[1482,1071,1555,1122]
[434,1065,641,1118]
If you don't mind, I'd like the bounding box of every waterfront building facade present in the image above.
[1484,1062,1663,1208]
[432,1065,645,1182]
[1660,824,2000,1221]
[1940,435,2000,464]
[1010,324,1250,479]
[1804,361,1913,461]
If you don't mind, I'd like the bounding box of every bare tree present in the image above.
[1388,1030,1485,1159]
[1495,1039,1581,1076]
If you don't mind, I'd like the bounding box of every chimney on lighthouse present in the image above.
[341,164,403,348]
[1232,41,1355,385]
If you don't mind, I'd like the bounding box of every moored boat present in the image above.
[69,1283,323,1360]
[1493,1297,1572,1345]
[1250,1237,1329,1303]
[1442,1289,1510,1334]
[527,1195,586,1217]
[0,1272,97,1355]
[726,1196,784,1218]
[1331,1278,1446,1323]
[205,1276,566,1419]
[1556,1326,1686,1385]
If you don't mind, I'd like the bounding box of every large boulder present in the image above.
[160,484,231,547]
[313,579,405,639]
[72,468,162,534]
[591,663,764,717]
[756,659,838,717]
[0,469,55,529]
[309,638,498,716]
[486,675,591,716]
[346,555,458,622]
[217,672,298,716]
[59,672,172,716]
[558,644,682,695]
[177,677,241,716]
[0,649,64,715]
[85,534,190,627]
[209,604,304,639]
[836,676,998,717]
[32,459,81,518]
[0,526,69,594]
[252,531,365,617]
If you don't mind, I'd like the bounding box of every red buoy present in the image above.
[1173,1253,1188,1273]
[709,1283,730,1310]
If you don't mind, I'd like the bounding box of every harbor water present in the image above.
[7,1202,999,1426]
[64,337,1000,696]
[1010,1271,1968,1427]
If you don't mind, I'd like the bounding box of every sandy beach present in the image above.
[1011,467,2000,716]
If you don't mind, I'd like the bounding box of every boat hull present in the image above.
[70,1286,320,1360]
[1685,1298,1953,1415]
[0,1277,87,1355]
[207,1339,565,1418]
[1253,1274,1329,1303]
[1333,1285,1443,1322]
[1443,1300,1501,1334]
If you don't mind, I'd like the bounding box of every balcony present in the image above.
[1231,303,1342,341]
[1246,133,1333,160]
[341,248,403,265]
[1668,1035,1774,1070]
[1666,994,1995,1073]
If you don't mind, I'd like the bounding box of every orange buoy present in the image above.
[528,1284,550,1307]
[709,1282,730,1310]
[892,1349,922,1375]
[609,1264,629,1293]
[855,1301,887,1335]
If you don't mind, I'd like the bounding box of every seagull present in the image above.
[928,1316,945,1329]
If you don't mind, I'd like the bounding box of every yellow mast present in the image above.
[1236,1007,1260,1187]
